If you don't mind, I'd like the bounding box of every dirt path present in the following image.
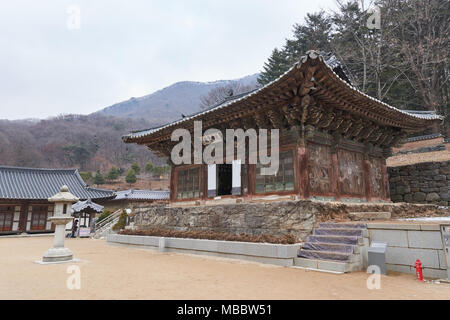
[1,236,449,300]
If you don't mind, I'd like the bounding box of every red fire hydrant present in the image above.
[414,259,423,282]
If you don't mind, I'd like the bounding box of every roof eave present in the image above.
[123,50,443,144]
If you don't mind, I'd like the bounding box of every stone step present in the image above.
[301,242,356,254]
[348,212,391,220]
[313,228,367,237]
[318,222,367,229]
[293,258,362,273]
[297,249,352,262]
[307,235,363,246]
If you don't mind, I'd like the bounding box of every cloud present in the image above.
[0,0,337,120]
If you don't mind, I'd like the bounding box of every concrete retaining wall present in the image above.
[388,161,450,206]
[367,222,447,279]
[107,234,301,266]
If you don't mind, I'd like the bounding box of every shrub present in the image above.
[96,210,112,224]
[79,171,93,183]
[118,228,297,244]
[152,165,171,177]
[145,160,154,173]
[112,210,128,231]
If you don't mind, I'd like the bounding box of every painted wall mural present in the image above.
[308,143,332,194]
[338,149,365,196]
[369,157,385,198]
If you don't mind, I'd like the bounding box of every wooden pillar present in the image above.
[242,149,251,201]
[381,159,391,201]
[19,202,28,233]
[241,164,250,200]
[248,164,256,197]
[331,151,341,200]
[169,165,177,203]
[202,164,207,203]
[297,145,309,199]
[362,154,372,202]
[293,125,310,199]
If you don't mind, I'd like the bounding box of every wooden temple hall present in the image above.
[123,51,442,205]
[0,167,113,235]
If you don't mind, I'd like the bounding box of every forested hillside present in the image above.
[0,75,259,173]
[0,115,158,172]
[258,0,449,136]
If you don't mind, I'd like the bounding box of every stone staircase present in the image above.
[294,222,369,273]
[348,211,391,220]
[92,209,122,239]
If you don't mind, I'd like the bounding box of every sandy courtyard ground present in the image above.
[1,236,450,300]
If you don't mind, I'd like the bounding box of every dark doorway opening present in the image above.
[217,164,232,196]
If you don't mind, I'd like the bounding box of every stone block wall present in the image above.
[388,161,450,206]
[367,222,447,279]
[130,200,447,242]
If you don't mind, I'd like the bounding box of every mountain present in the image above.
[0,73,259,174]
[96,74,259,127]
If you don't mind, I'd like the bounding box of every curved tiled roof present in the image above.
[0,166,114,201]
[72,199,104,213]
[123,51,443,143]
[405,133,443,143]
[112,189,170,201]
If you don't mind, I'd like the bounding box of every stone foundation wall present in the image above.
[130,200,447,242]
[388,161,450,206]
[367,222,447,279]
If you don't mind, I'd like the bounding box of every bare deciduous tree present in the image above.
[199,82,258,110]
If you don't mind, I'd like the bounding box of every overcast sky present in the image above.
[0,0,337,120]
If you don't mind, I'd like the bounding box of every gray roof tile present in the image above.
[72,199,104,213]
[112,189,169,201]
[0,166,114,201]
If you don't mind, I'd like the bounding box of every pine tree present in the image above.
[125,169,137,184]
[131,162,141,175]
[106,167,119,181]
[257,11,333,86]
[93,171,105,185]
[257,48,290,85]
[291,11,332,55]
[145,160,154,174]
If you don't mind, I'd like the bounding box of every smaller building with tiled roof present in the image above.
[104,189,169,212]
[0,166,114,235]
[112,189,170,201]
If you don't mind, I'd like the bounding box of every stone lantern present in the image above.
[41,185,79,263]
